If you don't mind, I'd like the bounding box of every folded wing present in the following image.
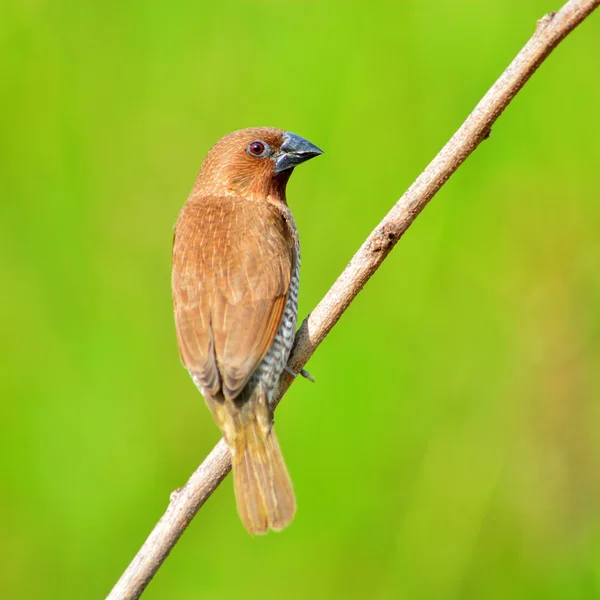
[172,196,294,400]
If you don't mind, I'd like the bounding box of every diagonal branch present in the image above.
[107,1,600,598]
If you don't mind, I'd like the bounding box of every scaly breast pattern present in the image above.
[249,211,300,407]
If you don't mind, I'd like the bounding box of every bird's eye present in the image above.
[246,140,271,158]
[249,142,264,155]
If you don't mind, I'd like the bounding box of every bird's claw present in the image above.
[284,365,315,383]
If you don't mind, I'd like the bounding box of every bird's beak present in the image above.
[273,132,324,174]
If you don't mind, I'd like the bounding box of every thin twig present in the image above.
[106,1,599,598]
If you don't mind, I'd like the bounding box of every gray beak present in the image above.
[273,132,324,174]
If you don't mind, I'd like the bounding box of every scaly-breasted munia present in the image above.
[172,128,323,534]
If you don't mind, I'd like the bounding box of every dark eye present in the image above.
[249,141,264,155]
[246,140,271,158]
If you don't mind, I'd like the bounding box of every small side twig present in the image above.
[107,1,600,598]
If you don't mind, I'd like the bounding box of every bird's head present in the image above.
[193,127,323,200]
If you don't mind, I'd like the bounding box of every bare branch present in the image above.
[106,1,600,598]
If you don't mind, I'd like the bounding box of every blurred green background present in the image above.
[2,1,600,599]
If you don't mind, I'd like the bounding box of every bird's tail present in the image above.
[231,415,296,535]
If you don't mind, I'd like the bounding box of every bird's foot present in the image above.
[284,365,315,383]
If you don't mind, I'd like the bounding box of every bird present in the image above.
[171,127,323,534]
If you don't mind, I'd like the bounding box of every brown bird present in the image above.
[172,128,323,534]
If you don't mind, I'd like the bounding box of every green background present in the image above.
[2,1,599,599]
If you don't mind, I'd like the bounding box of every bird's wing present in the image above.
[172,196,294,400]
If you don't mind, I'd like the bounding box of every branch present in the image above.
[107,1,599,598]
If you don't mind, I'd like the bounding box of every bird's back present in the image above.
[172,194,298,402]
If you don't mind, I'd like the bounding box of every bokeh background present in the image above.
[2,1,599,599]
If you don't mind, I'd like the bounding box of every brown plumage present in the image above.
[172,127,323,534]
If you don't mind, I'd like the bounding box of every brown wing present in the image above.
[172,195,294,400]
